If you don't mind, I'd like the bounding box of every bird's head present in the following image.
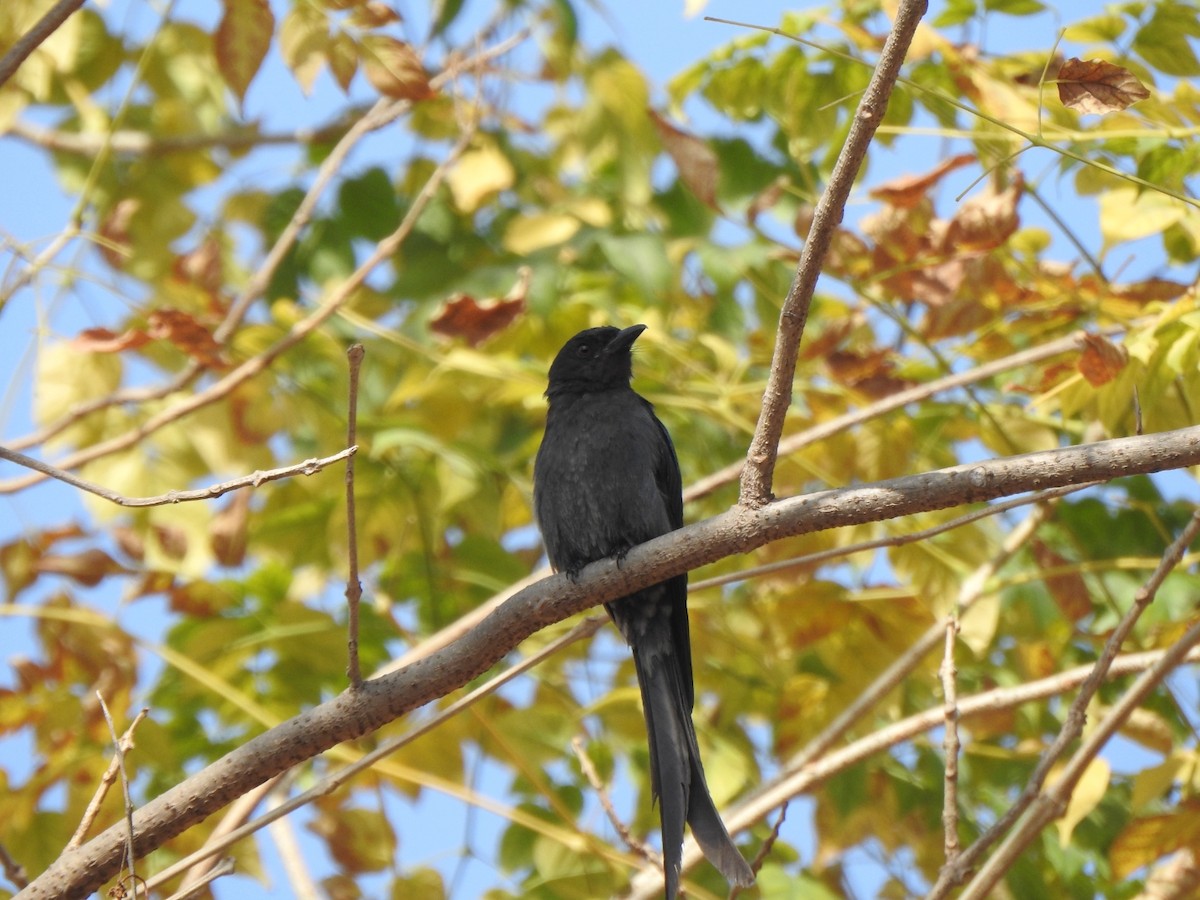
[545,324,647,398]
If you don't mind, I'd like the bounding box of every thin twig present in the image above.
[0,444,355,507]
[0,842,29,890]
[68,708,149,849]
[731,802,786,899]
[627,644,1200,899]
[571,737,656,865]
[265,790,321,900]
[0,122,474,496]
[0,0,87,88]
[96,696,142,899]
[345,344,365,686]
[688,330,1088,503]
[141,616,606,893]
[161,858,235,900]
[178,777,282,890]
[691,481,1096,592]
[1,28,529,458]
[8,116,359,156]
[939,619,961,864]
[732,0,929,506]
[948,509,1200,899]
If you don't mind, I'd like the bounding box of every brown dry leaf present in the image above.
[147,309,227,369]
[1031,539,1091,622]
[649,109,719,209]
[868,153,976,209]
[211,490,251,568]
[747,175,788,226]
[215,0,275,106]
[112,526,146,561]
[172,236,224,295]
[430,268,529,346]
[1078,333,1128,386]
[1096,277,1190,305]
[35,549,128,587]
[1057,58,1150,114]
[98,198,138,269]
[943,172,1023,253]
[72,327,153,354]
[361,36,435,100]
[346,0,401,28]
[154,523,189,561]
[826,349,912,397]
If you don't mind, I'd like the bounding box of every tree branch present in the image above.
[731,0,929,506]
[0,0,87,88]
[15,425,1200,899]
[0,444,355,507]
[628,644,1200,898]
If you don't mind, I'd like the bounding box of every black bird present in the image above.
[533,324,754,898]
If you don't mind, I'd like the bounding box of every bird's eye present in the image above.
[576,344,592,357]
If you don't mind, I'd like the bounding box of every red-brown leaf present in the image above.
[430,269,529,346]
[147,309,227,369]
[361,36,435,100]
[649,109,719,210]
[215,0,275,106]
[72,327,153,354]
[943,172,1023,254]
[869,154,976,209]
[1057,58,1150,114]
[1077,333,1128,386]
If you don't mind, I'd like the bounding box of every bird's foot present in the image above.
[612,544,634,567]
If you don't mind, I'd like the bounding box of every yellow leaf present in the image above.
[279,5,327,95]
[958,592,1000,656]
[1056,757,1110,846]
[1110,803,1200,880]
[1099,188,1192,246]
[447,145,515,213]
[1131,755,1187,810]
[34,342,121,447]
[503,213,580,255]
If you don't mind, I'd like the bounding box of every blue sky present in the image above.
[0,0,1174,897]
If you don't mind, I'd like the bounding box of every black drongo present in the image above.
[533,324,754,897]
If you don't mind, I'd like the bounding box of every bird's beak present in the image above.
[605,324,647,355]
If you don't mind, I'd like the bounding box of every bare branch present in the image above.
[16,426,1200,899]
[940,620,961,863]
[68,708,149,850]
[0,0,87,88]
[95,695,141,899]
[688,330,1088,503]
[7,116,360,156]
[950,509,1200,899]
[629,643,1200,899]
[0,843,29,890]
[1,28,529,458]
[727,0,929,506]
[0,444,356,507]
[345,344,366,686]
[572,737,656,865]
[0,122,475,496]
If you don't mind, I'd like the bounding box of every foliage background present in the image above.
[3,0,1200,897]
